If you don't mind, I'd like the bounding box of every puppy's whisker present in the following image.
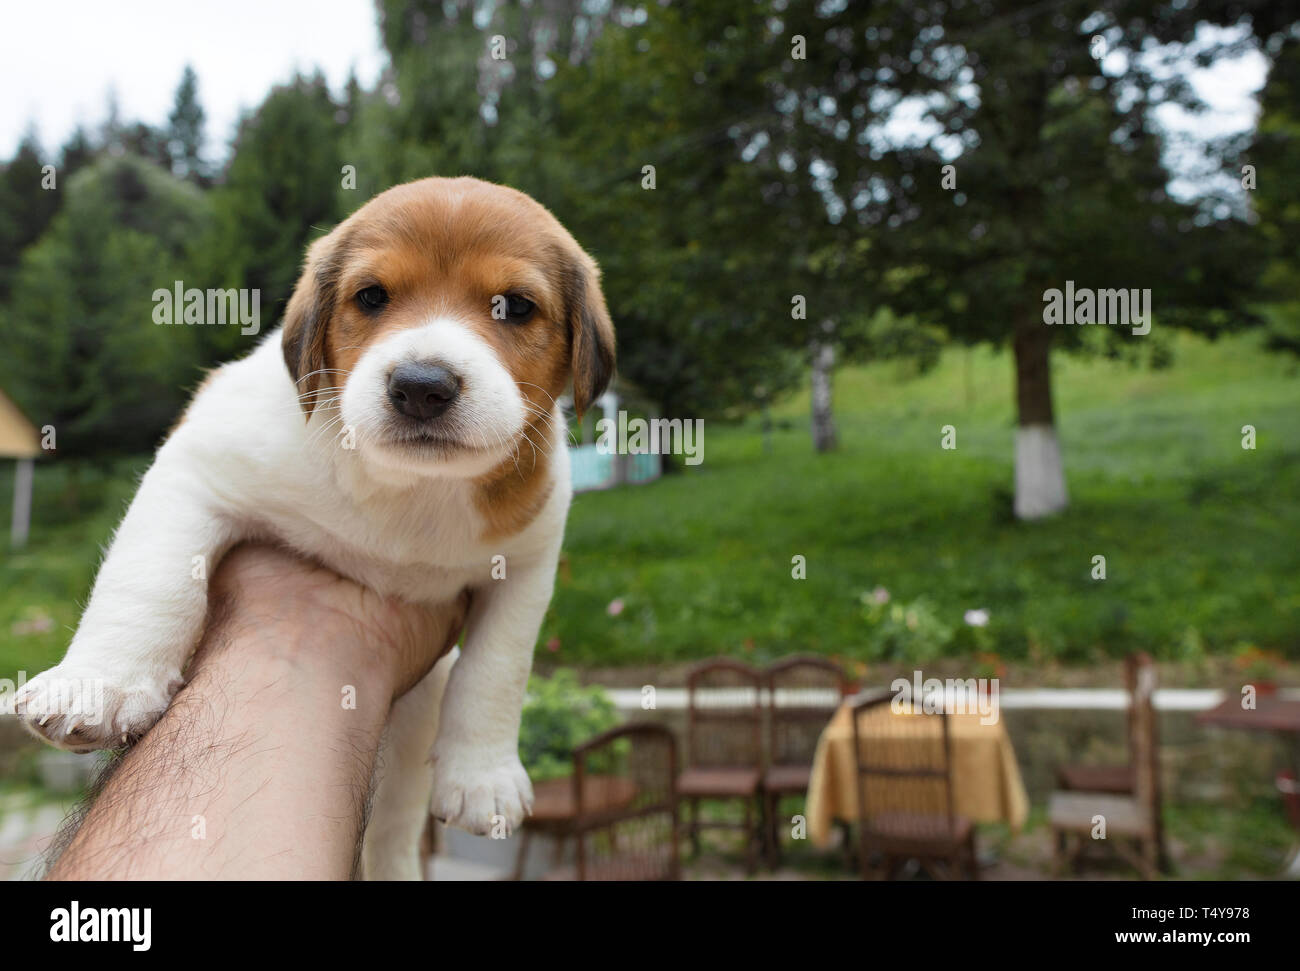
[274,398,344,417]
[486,421,523,480]
[521,432,539,471]
[306,414,347,449]
[517,412,560,456]
[295,369,352,385]
[515,382,561,411]
[516,401,564,435]
[288,387,348,405]
[519,405,576,447]
[514,392,578,447]
[301,397,346,445]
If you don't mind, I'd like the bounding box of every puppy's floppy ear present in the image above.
[282,231,344,418]
[563,251,616,419]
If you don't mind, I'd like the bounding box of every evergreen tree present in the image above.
[0,132,59,300]
[166,65,209,185]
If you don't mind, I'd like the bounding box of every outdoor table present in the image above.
[805,700,1029,847]
[1197,693,1300,876]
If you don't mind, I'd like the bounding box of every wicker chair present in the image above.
[852,689,978,880]
[536,722,679,880]
[763,655,847,866]
[677,658,765,872]
[1049,653,1162,878]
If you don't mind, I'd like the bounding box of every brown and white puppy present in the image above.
[14,176,615,878]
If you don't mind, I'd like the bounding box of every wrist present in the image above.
[199,611,398,721]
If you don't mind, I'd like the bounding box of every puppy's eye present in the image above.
[503,294,535,323]
[357,285,388,311]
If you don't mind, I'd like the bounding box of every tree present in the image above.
[545,2,942,446]
[542,2,827,424]
[166,65,209,186]
[1251,29,1300,356]
[58,125,96,176]
[352,0,510,189]
[196,73,346,364]
[0,132,59,301]
[783,0,1275,514]
[1,155,211,458]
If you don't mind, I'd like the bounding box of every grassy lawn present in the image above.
[546,330,1300,668]
[1,330,1297,676]
[0,460,148,678]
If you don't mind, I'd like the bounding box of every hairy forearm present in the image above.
[46,599,396,880]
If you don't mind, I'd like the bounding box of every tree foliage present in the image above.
[1,155,210,457]
[0,0,1296,468]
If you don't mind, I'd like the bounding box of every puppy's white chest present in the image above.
[259,480,494,603]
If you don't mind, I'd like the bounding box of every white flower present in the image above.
[869,586,890,605]
[964,608,990,627]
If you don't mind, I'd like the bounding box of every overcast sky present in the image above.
[0,1,1269,197]
[0,0,386,161]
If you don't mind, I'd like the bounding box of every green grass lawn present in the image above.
[0,459,150,678]
[1,330,1297,677]
[545,330,1300,669]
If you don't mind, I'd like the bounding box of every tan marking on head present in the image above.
[281,176,615,538]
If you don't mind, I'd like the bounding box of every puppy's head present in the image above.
[282,176,615,477]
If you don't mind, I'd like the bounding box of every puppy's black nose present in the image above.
[388,362,460,420]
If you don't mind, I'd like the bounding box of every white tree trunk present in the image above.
[1014,424,1068,520]
[810,335,837,453]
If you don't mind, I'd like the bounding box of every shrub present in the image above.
[518,669,621,781]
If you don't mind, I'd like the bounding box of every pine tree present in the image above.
[166,65,208,186]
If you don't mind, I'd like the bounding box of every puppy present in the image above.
[14,176,615,879]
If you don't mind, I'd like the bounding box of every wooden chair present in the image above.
[537,722,679,880]
[677,658,764,872]
[512,774,627,880]
[1049,654,1163,878]
[1056,652,1167,868]
[762,655,847,866]
[852,690,978,879]
[1056,653,1143,794]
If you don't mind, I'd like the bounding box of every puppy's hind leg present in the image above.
[362,648,457,880]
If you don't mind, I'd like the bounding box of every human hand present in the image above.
[207,543,469,700]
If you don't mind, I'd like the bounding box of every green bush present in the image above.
[860,594,956,662]
[518,669,621,782]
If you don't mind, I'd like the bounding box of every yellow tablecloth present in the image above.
[805,701,1029,846]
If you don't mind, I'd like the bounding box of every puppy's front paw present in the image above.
[13,663,183,753]
[429,746,534,836]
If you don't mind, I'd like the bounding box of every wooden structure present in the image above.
[762,655,847,865]
[1198,692,1300,877]
[1049,653,1163,878]
[1056,652,1168,868]
[677,658,765,872]
[528,722,679,880]
[0,388,41,549]
[852,689,979,879]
